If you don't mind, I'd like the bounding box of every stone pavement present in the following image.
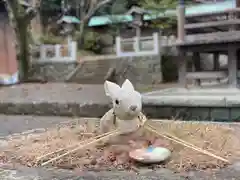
[0,83,177,117]
[0,115,75,137]
[1,162,240,180]
[0,83,110,117]
[0,83,108,104]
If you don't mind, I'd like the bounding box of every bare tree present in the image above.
[74,0,112,44]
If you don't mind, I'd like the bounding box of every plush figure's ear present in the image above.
[121,79,135,92]
[104,80,121,98]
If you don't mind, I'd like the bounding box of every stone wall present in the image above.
[29,54,162,85]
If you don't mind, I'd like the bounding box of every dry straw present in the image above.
[1,118,240,172]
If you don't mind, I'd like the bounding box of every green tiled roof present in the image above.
[59,16,80,24]
[88,0,236,27]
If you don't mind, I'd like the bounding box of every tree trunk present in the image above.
[5,0,31,82]
[17,20,30,81]
[78,22,85,48]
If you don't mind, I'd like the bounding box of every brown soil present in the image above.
[1,119,240,173]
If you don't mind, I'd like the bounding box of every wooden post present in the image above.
[177,0,185,41]
[192,52,201,86]
[178,50,187,87]
[228,45,237,87]
[237,50,240,72]
[213,53,220,82]
[237,0,240,7]
[213,53,220,70]
[228,12,236,31]
[236,0,240,30]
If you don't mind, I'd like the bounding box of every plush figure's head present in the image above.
[104,79,142,120]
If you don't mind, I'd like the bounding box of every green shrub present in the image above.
[74,30,104,54]
[39,34,63,44]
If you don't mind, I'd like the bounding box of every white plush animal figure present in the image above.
[100,79,146,134]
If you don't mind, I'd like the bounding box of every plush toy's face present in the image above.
[104,79,142,120]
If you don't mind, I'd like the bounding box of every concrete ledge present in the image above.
[0,84,111,117]
[141,87,240,121]
[143,95,227,107]
[1,84,240,121]
[0,101,239,122]
[143,87,240,107]
[0,102,110,117]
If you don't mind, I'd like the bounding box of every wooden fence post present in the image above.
[177,0,185,41]
[228,45,238,87]
[178,50,187,87]
[192,52,201,86]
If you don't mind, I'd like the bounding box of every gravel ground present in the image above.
[1,115,240,180]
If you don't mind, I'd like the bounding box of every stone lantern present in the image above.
[126,6,149,37]
[57,15,80,46]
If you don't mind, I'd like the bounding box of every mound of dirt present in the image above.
[1,119,240,173]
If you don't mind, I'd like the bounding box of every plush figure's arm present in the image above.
[138,112,148,126]
[99,108,116,133]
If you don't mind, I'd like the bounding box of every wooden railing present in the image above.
[177,7,240,41]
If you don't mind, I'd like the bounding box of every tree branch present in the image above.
[83,0,112,22]
[24,7,37,24]
[6,0,20,20]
